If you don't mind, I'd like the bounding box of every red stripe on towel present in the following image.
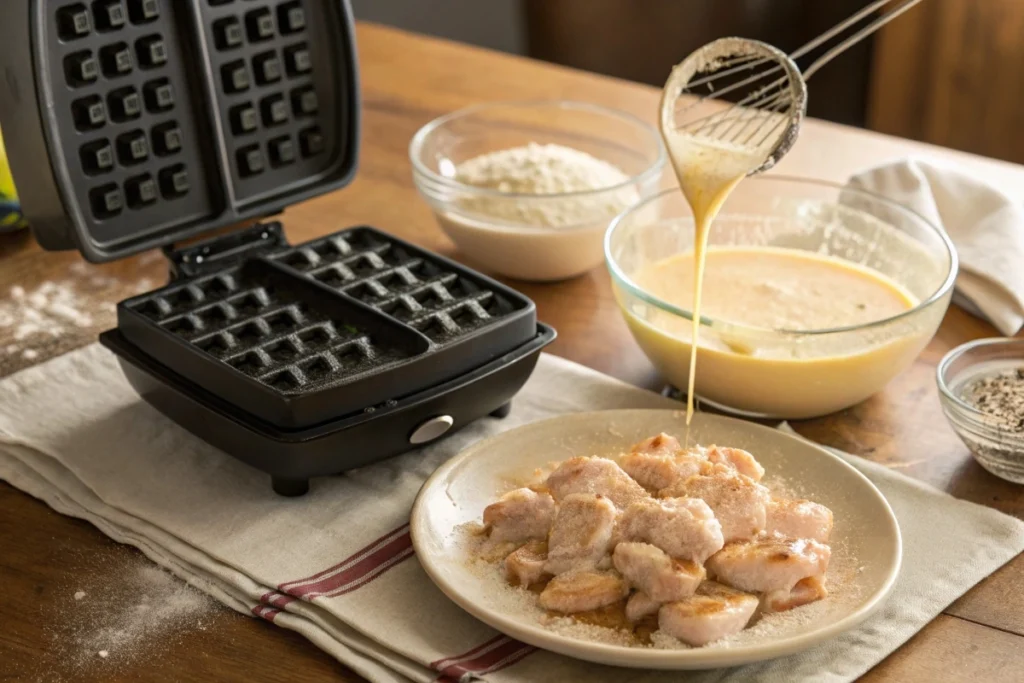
[431,636,536,681]
[261,523,414,609]
[309,543,416,599]
[279,524,411,591]
[431,635,508,671]
[475,644,535,676]
[251,604,281,623]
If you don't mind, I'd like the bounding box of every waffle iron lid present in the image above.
[0,0,360,263]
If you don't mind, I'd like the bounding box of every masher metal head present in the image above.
[660,38,806,176]
[661,0,926,176]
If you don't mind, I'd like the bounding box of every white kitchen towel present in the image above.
[1,343,1023,683]
[848,158,1024,335]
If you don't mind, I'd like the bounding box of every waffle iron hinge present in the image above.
[163,220,289,281]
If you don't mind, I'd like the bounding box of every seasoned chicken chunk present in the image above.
[665,471,769,543]
[707,536,831,593]
[618,497,724,564]
[625,591,662,622]
[483,488,556,543]
[762,576,828,613]
[504,540,550,587]
[621,436,708,492]
[706,445,765,481]
[544,494,617,575]
[612,542,705,602]
[538,570,629,613]
[629,433,685,458]
[545,457,649,510]
[658,581,759,646]
[765,498,834,543]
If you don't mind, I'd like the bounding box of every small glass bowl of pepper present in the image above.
[938,337,1024,484]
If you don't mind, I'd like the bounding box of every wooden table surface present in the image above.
[2,22,1023,683]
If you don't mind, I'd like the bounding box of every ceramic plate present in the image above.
[410,410,901,670]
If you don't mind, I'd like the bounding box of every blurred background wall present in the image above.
[352,0,1024,165]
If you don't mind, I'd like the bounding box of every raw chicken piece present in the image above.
[666,471,769,543]
[538,570,629,613]
[625,591,662,622]
[762,576,828,613]
[545,457,649,510]
[629,433,685,458]
[621,435,708,492]
[544,493,617,575]
[765,497,834,543]
[612,542,705,602]
[483,488,556,543]
[706,535,831,593]
[706,445,765,481]
[618,497,724,564]
[504,540,550,587]
[658,581,759,646]
[476,540,520,563]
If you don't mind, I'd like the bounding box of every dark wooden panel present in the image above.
[523,0,874,126]
[869,0,1024,164]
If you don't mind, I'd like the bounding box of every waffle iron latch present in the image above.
[164,221,289,281]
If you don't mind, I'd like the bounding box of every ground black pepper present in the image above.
[962,368,1024,432]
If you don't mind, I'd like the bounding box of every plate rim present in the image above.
[410,409,903,669]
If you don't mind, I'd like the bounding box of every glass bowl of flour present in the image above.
[410,101,665,281]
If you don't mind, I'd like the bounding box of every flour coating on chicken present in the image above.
[762,575,828,612]
[544,493,617,575]
[473,436,837,648]
[665,471,769,542]
[483,488,556,543]
[625,591,662,622]
[546,456,649,510]
[705,445,765,481]
[657,581,759,646]
[612,542,705,602]
[618,497,724,563]
[765,497,834,543]
[706,535,831,593]
[620,434,708,492]
[504,540,549,587]
[538,570,629,613]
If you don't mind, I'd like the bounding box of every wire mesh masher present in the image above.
[661,0,926,174]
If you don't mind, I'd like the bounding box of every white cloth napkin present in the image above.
[1,344,1023,683]
[848,158,1024,335]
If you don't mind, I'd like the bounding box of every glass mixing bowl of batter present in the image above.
[605,176,957,419]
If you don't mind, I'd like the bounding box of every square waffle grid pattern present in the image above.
[273,227,527,345]
[124,263,423,398]
[47,0,219,245]
[115,225,536,428]
[199,0,340,204]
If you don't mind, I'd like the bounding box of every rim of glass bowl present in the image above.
[937,337,1024,431]
[604,177,959,338]
[408,100,666,201]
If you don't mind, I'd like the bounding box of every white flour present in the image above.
[1,282,95,339]
[44,555,216,678]
[0,274,125,363]
[453,142,639,227]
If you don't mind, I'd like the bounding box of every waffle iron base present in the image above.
[99,324,554,496]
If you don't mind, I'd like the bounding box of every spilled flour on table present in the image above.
[0,282,98,341]
[0,269,158,369]
[43,553,216,679]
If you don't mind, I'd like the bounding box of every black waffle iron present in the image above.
[0,0,555,495]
